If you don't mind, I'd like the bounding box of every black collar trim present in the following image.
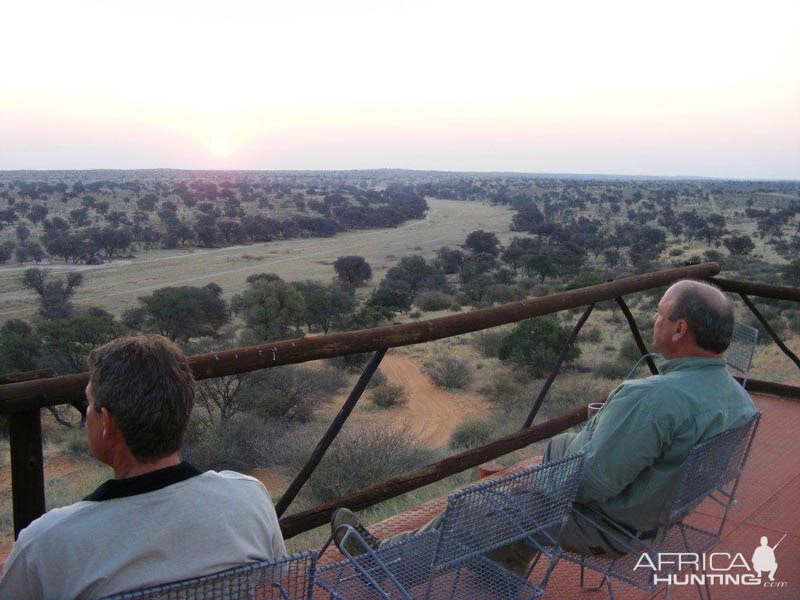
[84,462,202,502]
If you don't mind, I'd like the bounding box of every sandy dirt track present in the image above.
[344,352,489,448]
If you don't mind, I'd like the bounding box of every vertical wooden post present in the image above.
[9,410,46,538]
[2,369,54,539]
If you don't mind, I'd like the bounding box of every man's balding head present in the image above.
[662,280,734,354]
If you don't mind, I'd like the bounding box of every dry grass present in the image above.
[0,199,514,319]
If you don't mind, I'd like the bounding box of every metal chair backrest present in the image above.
[99,551,317,600]
[724,321,759,387]
[667,413,760,524]
[434,452,585,570]
[316,456,584,599]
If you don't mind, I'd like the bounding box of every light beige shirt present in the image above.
[0,469,286,600]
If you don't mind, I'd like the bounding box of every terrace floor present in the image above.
[319,392,800,598]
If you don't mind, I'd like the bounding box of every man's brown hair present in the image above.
[88,334,195,462]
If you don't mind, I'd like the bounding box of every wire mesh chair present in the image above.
[316,452,585,599]
[724,321,759,388]
[98,551,317,600]
[561,413,760,600]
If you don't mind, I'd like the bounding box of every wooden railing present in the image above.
[3,262,800,541]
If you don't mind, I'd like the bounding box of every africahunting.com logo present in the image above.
[633,534,788,589]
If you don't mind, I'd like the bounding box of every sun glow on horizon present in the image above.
[207,137,234,158]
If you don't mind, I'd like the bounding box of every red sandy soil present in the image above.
[369,352,489,447]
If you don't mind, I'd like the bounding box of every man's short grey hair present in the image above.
[88,334,195,462]
[669,283,734,354]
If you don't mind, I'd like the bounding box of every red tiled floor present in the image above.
[319,393,800,598]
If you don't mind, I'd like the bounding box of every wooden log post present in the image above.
[1,370,53,539]
[9,411,45,538]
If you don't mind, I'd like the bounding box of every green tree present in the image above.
[295,281,354,334]
[0,320,41,373]
[464,230,500,256]
[38,313,126,373]
[366,287,412,319]
[241,279,305,341]
[782,258,800,287]
[334,256,372,286]
[498,317,580,377]
[723,235,755,256]
[138,284,229,342]
[0,241,15,264]
[20,268,84,320]
[522,253,557,283]
[382,255,447,298]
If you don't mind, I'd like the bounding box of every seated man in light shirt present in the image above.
[1,334,286,600]
[331,280,756,573]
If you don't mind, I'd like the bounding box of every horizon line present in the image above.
[0,167,798,183]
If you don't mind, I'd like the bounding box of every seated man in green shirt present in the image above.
[331,279,756,570]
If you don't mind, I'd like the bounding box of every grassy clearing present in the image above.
[0,199,514,320]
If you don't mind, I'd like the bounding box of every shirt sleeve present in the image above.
[575,382,674,505]
[0,538,43,600]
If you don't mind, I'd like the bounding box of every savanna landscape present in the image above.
[1,170,800,557]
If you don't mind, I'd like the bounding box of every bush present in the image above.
[409,310,422,319]
[743,312,783,345]
[370,383,408,408]
[498,317,581,377]
[786,311,800,334]
[423,356,473,389]
[596,360,630,380]
[471,329,506,358]
[618,337,646,363]
[478,372,523,407]
[480,284,521,306]
[582,327,603,343]
[367,369,387,388]
[305,426,434,503]
[449,418,494,450]
[415,291,453,312]
[542,375,614,420]
[52,426,90,458]
[328,352,372,371]
[183,414,296,472]
[313,366,349,396]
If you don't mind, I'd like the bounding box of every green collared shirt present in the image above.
[566,357,756,531]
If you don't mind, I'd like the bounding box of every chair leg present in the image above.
[605,575,616,600]
[688,564,712,600]
[579,563,607,591]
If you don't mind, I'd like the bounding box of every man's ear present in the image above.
[100,407,118,441]
[672,319,689,341]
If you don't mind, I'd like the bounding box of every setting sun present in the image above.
[208,137,233,158]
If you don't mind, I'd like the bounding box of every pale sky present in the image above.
[1,0,798,178]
